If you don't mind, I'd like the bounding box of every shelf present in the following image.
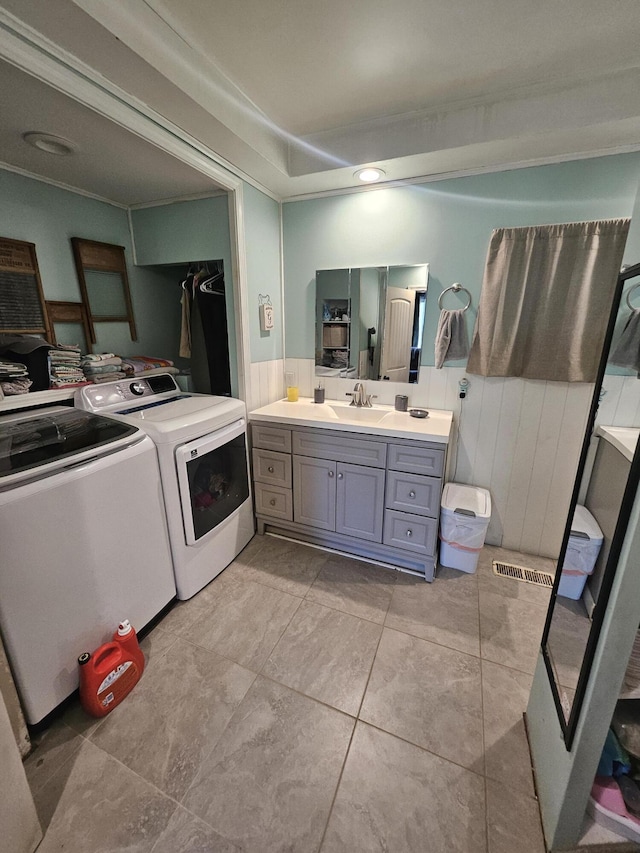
[323,320,350,324]
[322,346,349,350]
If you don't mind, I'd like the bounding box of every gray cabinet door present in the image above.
[293,455,336,530]
[336,462,385,542]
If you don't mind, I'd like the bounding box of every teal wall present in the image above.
[283,153,640,366]
[130,195,231,267]
[242,182,283,363]
[0,169,181,361]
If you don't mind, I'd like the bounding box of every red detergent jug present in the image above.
[78,620,145,717]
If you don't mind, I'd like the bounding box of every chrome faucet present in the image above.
[347,382,373,407]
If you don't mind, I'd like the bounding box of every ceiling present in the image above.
[0,60,225,206]
[0,0,639,202]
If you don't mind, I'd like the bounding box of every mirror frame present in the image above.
[541,261,640,749]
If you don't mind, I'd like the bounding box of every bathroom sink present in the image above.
[248,397,453,443]
[327,404,390,424]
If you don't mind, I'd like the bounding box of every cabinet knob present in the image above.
[328,470,334,478]
[409,490,416,499]
[337,472,343,479]
[268,466,274,473]
[406,529,413,538]
[269,498,276,506]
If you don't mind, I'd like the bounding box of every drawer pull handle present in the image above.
[337,472,343,479]
[409,490,416,498]
[328,470,334,478]
[406,529,413,538]
[268,466,275,473]
[269,498,276,506]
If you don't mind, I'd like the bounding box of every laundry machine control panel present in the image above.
[76,373,181,411]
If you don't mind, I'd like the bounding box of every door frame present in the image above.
[0,10,257,406]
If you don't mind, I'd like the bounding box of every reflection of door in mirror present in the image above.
[379,287,415,382]
[543,262,640,746]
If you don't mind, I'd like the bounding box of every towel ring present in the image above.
[438,282,472,311]
[626,282,640,310]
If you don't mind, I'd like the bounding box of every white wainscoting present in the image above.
[247,358,285,413]
[282,359,640,558]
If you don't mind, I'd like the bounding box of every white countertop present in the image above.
[597,425,639,462]
[249,397,453,443]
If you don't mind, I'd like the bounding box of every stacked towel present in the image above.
[435,308,470,369]
[0,357,31,395]
[49,344,87,388]
[121,356,176,376]
[81,353,126,383]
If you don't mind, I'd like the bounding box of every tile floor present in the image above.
[24,536,558,853]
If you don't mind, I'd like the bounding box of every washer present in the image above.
[75,374,254,600]
[0,406,176,725]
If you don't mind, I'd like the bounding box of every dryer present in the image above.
[75,375,254,599]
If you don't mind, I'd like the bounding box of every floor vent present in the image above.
[492,560,555,588]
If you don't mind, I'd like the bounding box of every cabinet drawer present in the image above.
[385,471,441,518]
[254,482,293,521]
[388,444,444,478]
[383,510,438,556]
[252,424,292,453]
[252,448,292,488]
[292,430,386,468]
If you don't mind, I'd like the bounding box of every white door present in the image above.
[379,287,415,382]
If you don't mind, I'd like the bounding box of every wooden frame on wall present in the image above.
[0,237,52,340]
[71,237,137,345]
[45,300,93,353]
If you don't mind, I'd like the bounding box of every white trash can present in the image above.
[440,483,492,573]
[557,504,603,600]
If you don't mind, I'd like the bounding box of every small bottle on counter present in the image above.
[314,382,325,404]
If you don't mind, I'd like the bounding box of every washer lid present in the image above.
[441,482,491,519]
[570,504,603,541]
[115,396,246,444]
[0,406,139,479]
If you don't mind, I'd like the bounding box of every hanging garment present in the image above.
[196,281,231,396]
[179,288,192,358]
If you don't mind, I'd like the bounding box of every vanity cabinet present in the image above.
[251,421,447,580]
[293,456,385,541]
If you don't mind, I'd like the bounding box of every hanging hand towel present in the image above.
[610,309,640,375]
[435,308,469,369]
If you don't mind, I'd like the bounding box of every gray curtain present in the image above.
[467,219,630,382]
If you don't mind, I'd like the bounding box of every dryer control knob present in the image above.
[130,382,145,396]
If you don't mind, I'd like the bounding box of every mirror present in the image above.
[315,264,428,383]
[542,262,640,747]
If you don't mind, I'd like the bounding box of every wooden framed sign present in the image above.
[0,237,51,339]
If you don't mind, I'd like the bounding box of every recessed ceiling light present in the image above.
[355,167,385,183]
[22,132,78,156]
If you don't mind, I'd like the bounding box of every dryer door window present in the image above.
[175,419,250,545]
